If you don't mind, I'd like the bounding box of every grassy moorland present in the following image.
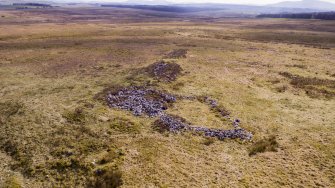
[0,8,334,187]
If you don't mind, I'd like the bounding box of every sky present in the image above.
[155,0,335,4]
[70,0,335,5]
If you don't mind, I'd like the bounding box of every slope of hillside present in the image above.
[269,0,335,10]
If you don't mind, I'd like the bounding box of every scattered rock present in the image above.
[198,96,231,117]
[204,97,218,108]
[190,126,252,140]
[233,119,240,128]
[106,86,176,117]
[153,114,190,133]
[153,114,252,140]
[164,49,188,59]
[145,60,183,82]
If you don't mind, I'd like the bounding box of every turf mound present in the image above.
[164,49,188,59]
[145,60,183,82]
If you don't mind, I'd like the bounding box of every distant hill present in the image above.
[123,0,171,5]
[2,0,334,15]
[268,0,335,11]
[258,11,335,20]
[101,3,323,15]
[0,0,53,5]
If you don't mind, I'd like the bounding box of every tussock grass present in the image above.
[110,117,141,134]
[203,137,216,146]
[88,168,123,188]
[0,101,23,122]
[249,136,279,156]
[63,108,88,124]
[1,175,22,188]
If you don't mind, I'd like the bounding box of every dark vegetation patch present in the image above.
[280,72,335,99]
[1,139,34,176]
[247,21,335,33]
[62,107,90,125]
[48,157,92,174]
[98,149,124,165]
[203,137,216,146]
[285,64,307,69]
[171,82,185,91]
[0,101,23,123]
[275,85,288,93]
[249,136,279,156]
[106,86,176,117]
[164,49,188,59]
[240,31,335,48]
[144,60,183,82]
[87,168,123,188]
[257,12,335,21]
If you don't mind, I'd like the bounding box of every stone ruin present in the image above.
[106,86,253,141]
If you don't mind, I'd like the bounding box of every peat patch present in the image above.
[145,60,183,82]
[280,72,335,99]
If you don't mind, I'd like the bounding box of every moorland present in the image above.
[0,7,334,187]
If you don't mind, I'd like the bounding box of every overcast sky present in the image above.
[73,0,335,5]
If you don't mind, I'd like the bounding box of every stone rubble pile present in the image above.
[154,114,189,133]
[106,86,176,117]
[190,126,252,140]
[154,114,252,140]
[145,60,183,82]
[204,96,219,108]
